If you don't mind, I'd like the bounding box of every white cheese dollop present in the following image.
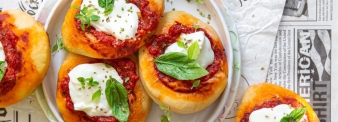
[81,0,140,40]
[249,104,308,122]
[68,63,124,117]
[164,31,215,69]
[0,42,7,82]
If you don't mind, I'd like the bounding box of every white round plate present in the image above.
[41,0,238,121]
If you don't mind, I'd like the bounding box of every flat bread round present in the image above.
[138,11,228,114]
[62,0,164,59]
[56,53,151,122]
[0,10,50,107]
[235,83,320,122]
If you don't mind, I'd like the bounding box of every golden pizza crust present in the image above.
[0,10,50,107]
[138,11,228,114]
[62,0,164,59]
[235,83,320,122]
[56,53,151,122]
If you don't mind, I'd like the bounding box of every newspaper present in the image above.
[268,0,334,121]
[223,0,336,122]
[0,0,50,122]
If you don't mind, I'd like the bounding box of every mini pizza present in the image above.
[138,11,228,114]
[62,0,164,59]
[56,53,151,122]
[235,83,320,122]
[0,10,50,107]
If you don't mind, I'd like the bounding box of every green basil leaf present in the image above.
[105,80,113,107]
[52,44,58,53]
[77,77,86,89]
[56,37,62,46]
[187,41,200,59]
[161,115,169,122]
[99,0,114,15]
[167,112,172,121]
[85,77,99,86]
[80,6,88,14]
[91,89,101,102]
[53,36,68,52]
[0,61,4,67]
[0,61,5,82]
[87,8,95,15]
[105,76,129,122]
[86,77,93,83]
[195,0,204,3]
[280,107,307,122]
[85,17,91,28]
[177,40,186,49]
[106,0,115,9]
[159,105,167,111]
[280,117,289,122]
[75,14,82,19]
[104,7,113,15]
[98,0,106,8]
[81,23,85,31]
[159,104,172,122]
[193,24,199,31]
[0,61,5,81]
[0,70,4,81]
[154,52,208,80]
[0,61,5,67]
[90,81,99,86]
[290,107,307,121]
[72,6,79,9]
[91,15,100,21]
[105,63,112,68]
[63,47,69,52]
[191,80,200,89]
[59,41,68,52]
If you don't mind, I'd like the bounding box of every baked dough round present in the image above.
[62,0,164,59]
[56,53,151,122]
[0,10,50,107]
[138,11,228,114]
[235,83,320,122]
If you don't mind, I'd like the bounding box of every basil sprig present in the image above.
[191,80,200,89]
[77,77,86,89]
[77,77,99,89]
[159,105,172,122]
[187,41,200,60]
[98,0,115,15]
[105,76,129,122]
[177,40,186,49]
[52,35,68,53]
[154,52,208,80]
[73,6,100,31]
[0,61,5,81]
[91,89,101,102]
[280,107,307,122]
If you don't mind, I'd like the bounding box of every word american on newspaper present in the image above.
[267,0,332,122]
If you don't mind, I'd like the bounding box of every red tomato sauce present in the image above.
[60,58,138,122]
[0,14,23,95]
[75,0,158,46]
[145,22,225,92]
[241,97,304,122]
